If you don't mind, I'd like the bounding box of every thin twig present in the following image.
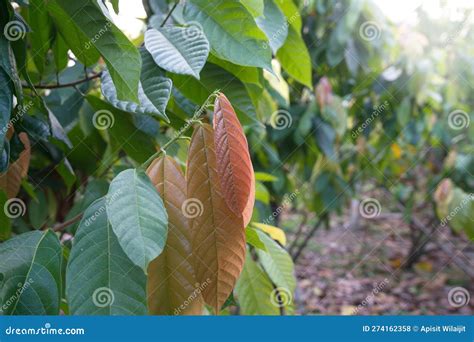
[51,213,84,232]
[160,1,179,27]
[22,72,102,90]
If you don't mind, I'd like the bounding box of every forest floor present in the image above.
[282,203,474,315]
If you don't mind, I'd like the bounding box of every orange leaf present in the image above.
[187,124,246,314]
[146,156,203,315]
[0,132,31,198]
[213,93,255,223]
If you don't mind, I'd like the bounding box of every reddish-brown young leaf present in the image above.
[0,132,31,198]
[187,124,246,314]
[213,93,255,224]
[146,156,203,315]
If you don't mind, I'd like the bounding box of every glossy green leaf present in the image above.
[106,169,168,272]
[0,230,62,315]
[101,69,170,121]
[184,0,272,70]
[255,0,288,54]
[245,227,267,251]
[48,0,141,102]
[276,26,312,87]
[144,26,209,79]
[274,0,301,33]
[235,250,279,315]
[255,229,295,293]
[67,198,147,315]
[140,48,173,118]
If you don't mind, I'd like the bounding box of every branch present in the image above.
[51,213,84,232]
[22,72,102,90]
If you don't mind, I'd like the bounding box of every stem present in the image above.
[51,213,84,232]
[22,72,102,90]
[160,1,179,27]
[140,89,220,170]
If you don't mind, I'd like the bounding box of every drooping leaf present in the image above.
[140,48,173,118]
[245,226,267,251]
[146,156,203,315]
[255,229,295,293]
[184,0,272,70]
[273,0,302,33]
[276,26,312,88]
[101,68,170,121]
[144,26,209,79]
[235,249,279,315]
[47,0,141,102]
[0,230,62,315]
[187,124,246,314]
[66,198,147,315]
[27,0,53,75]
[106,168,168,272]
[255,0,288,54]
[251,222,287,246]
[213,93,255,222]
[0,132,31,198]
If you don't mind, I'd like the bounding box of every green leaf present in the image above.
[255,181,270,204]
[245,227,267,251]
[101,68,170,121]
[0,67,12,155]
[144,26,209,79]
[273,0,301,33]
[255,229,295,293]
[140,48,173,117]
[0,190,11,241]
[171,62,258,125]
[235,249,279,315]
[28,191,48,229]
[207,54,262,89]
[241,0,264,17]
[48,0,141,102]
[27,0,53,75]
[0,230,62,315]
[66,198,147,315]
[276,26,312,87]
[184,0,272,70]
[106,169,168,272]
[255,0,288,54]
[255,171,278,182]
